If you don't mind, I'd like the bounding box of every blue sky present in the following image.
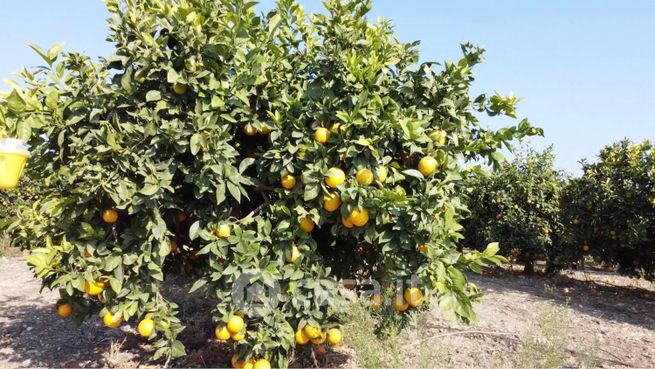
[1,1,654,175]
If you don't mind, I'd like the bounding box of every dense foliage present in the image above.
[0,175,40,242]
[0,0,538,365]
[464,147,565,273]
[559,140,655,280]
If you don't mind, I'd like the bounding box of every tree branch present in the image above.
[408,329,519,346]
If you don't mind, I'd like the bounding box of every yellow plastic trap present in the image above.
[0,138,31,190]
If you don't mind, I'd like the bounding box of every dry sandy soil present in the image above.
[0,255,653,368]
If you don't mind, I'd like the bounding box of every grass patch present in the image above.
[516,303,570,369]
[342,301,384,368]
[341,300,455,369]
[0,234,10,256]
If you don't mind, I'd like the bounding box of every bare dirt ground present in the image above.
[415,270,655,368]
[0,255,653,368]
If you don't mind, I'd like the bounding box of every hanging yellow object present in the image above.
[0,138,30,190]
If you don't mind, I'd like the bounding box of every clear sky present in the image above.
[1,1,654,175]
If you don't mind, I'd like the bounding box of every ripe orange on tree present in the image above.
[342,216,354,229]
[215,325,231,341]
[356,168,374,185]
[418,156,438,176]
[323,193,341,212]
[325,167,345,188]
[404,288,424,308]
[299,216,315,233]
[232,354,245,369]
[231,330,246,341]
[303,324,321,339]
[57,303,73,318]
[369,294,384,309]
[295,329,310,345]
[393,296,409,312]
[314,127,330,143]
[227,315,245,334]
[281,174,297,190]
[327,328,342,345]
[375,166,388,183]
[84,280,105,296]
[287,245,301,263]
[253,359,271,369]
[243,123,257,137]
[101,209,118,224]
[103,312,123,329]
[348,207,370,227]
[310,330,327,344]
[172,83,187,95]
[242,360,256,369]
[215,224,231,238]
[138,318,155,338]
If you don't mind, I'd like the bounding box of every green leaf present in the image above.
[189,221,200,240]
[189,278,207,293]
[104,255,122,271]
[268,13,282,35]
[140,184,159,196]
[6,90,26,114]
[239,158,255,173]
[482,242,500,257]
[109,277,122,293]
[28,44,52,65]
[167,68,179,83]
[47,42,66,62]
[171,340,187,358]
[402,169,424,180]
[226,181,241,203]
[146,90,161,102]
[448,266,466,291]
[15,120,32,141]
[190,133,201,155]
[45,90,59,109]
[303,183,320,201]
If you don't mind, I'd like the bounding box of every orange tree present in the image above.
[0,0,539,366]
[0,175,40,242]
[558,140,655,280]
[463,147,565,274]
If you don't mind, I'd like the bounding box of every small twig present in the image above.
[254,185,275,193]
[409,330,519,346]
[598,347,628,364]
[310,348,319,368]
[238,200,269,222]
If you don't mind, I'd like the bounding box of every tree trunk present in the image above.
[524,253,535,275]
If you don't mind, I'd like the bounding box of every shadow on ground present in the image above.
[0,284,351,368]
[0,299,237,368]
[0,301,129,368]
